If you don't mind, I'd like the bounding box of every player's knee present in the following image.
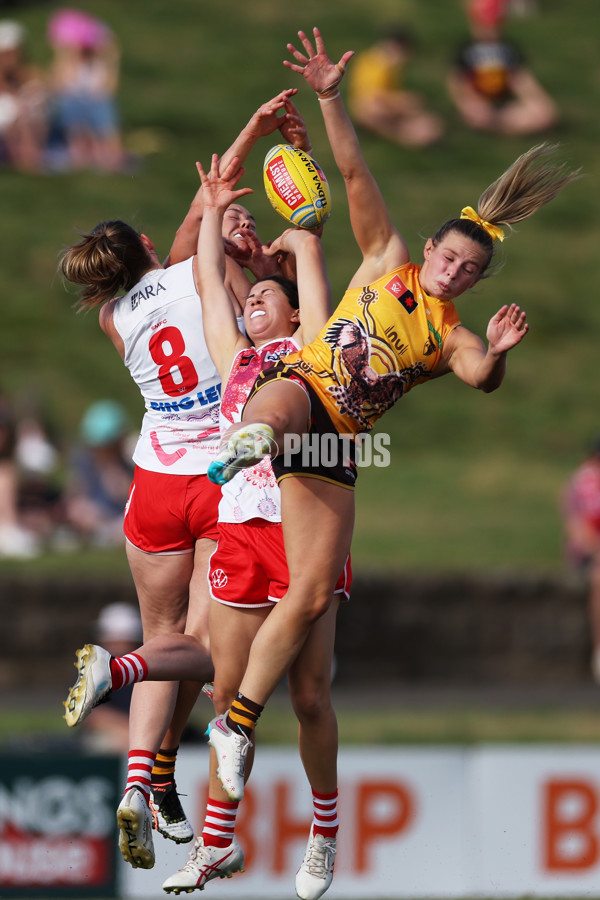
[301,590,334,625]
[291,682,332,724]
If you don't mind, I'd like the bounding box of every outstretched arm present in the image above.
[444,304,529,392]
[194,155,253,379]
[223,88,312,167]
[223,93,315,283]
[166,89,304,267]
[263,228,332,344]
[284,26,409,285]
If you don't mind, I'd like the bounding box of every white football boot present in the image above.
[206,714,252,801]
[117,787,155,869]
[295,828,337,900]
[63,643,112,726]
[207,424,275,485]
[162,835,245,894]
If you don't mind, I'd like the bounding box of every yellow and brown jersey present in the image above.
[281,262,461,435]
[456,38,523,102]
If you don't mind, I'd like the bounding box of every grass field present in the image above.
[1,0,598,581]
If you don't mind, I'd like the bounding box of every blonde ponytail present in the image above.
[432,143,580,275]
[477,143,581,229]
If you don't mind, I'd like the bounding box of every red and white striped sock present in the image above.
[124,749,155,805]
[109,653,148,690]
[311,789,338,839]
[202,798,240,848]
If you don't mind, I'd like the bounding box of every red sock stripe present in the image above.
[128,749,155,765]
[130,652,149,677]
[126,751,154,782]
[111,653,148,689]
[125,749,154,804]
[208,799,239,811]
[202,798,239,847]
[205,811,237,826]
[312,790,338,801]
[312,789,338,836]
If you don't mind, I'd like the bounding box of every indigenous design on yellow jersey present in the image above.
[283,263,461,435]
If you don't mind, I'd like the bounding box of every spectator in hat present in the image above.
[79,601,207,753]
[80,602,143,752]
[65,399,134,547]
[47,8,126,171]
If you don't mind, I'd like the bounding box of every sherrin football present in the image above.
[263,144,332,230]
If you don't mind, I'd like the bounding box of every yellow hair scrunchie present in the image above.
[460,206,505,242]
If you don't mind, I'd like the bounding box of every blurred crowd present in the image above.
[0,6,130,173]
[0,390,135,558]
[0,0,559,172]
[347,0,557,149]
[562,437,600,683]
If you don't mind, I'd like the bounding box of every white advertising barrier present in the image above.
[122,745,600,898]
[468,745,600,897]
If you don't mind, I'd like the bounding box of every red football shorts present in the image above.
[124,465,220,554]
[209,518,352,606]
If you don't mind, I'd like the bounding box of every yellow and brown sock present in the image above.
[225,693,263,739]
[151,746,178,798]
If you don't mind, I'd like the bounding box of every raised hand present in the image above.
[283,26,354,95]
[195,154,253,215]
[246,89,300,141]
[278,96,312,151]
[240,231,281,278]
[486,303,529,354]
[264,227,315,257]
[237,229,303,282]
